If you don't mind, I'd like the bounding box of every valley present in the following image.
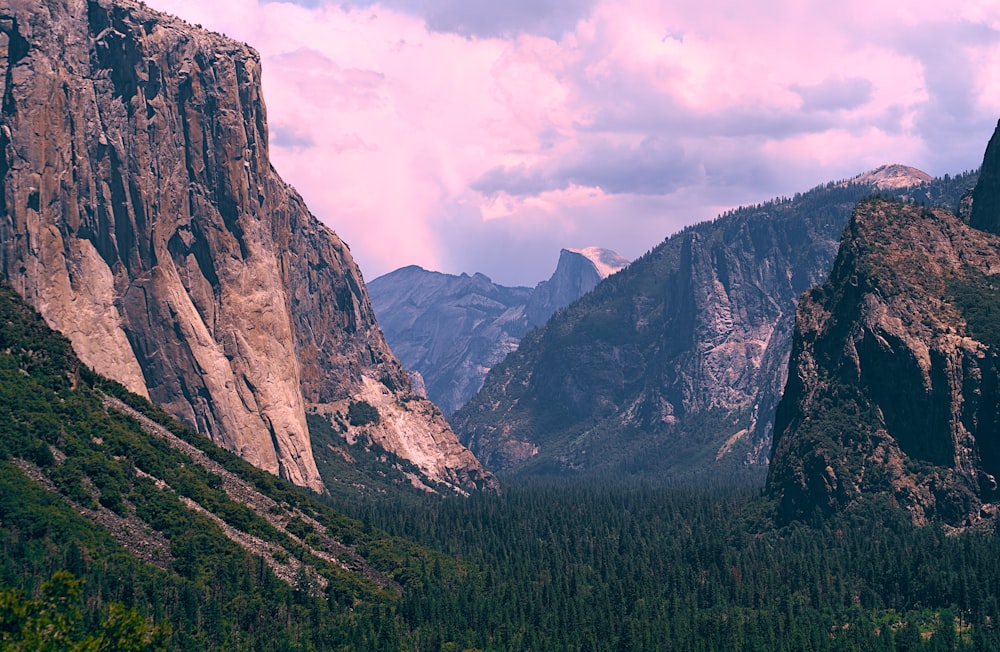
[2,0,1000,649]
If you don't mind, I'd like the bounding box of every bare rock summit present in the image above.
[846,164,933,191]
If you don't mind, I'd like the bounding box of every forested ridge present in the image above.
[0,280,459,650]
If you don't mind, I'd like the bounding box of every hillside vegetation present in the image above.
[0,281,460,649]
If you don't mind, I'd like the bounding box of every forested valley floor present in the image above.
[327,477,1000,651]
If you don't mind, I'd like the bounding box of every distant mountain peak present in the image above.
[564,247,630,279]
[847,164,933,190]
[526,247,630,327]
[369,246,628,415]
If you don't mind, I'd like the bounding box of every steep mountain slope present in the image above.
[0,0,492,493]
[0,278,463,648]
[766,198,1000,527]
[767,124,1000,527]
[970,120,1000,234]
[369,247,627,416]
[452,170,976,477]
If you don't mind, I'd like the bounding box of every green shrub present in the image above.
[347,400,380,427]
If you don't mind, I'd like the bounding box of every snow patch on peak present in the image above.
[846,164,932,191]
[565,246,630,279]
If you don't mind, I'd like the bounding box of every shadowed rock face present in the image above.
[368,267,533,417]
[0,0,494,494]
[971,119,1000,236]
[768,198,1000,527]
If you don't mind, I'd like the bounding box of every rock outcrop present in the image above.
[451,172,976,478]
[525,247,629,328]
[843,164,933,191]
[767,198,1000,526]
[368,247,627,416]
[0,0,493,493]
[970,119,1000,235]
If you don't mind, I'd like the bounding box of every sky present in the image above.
[144,0,1000,287]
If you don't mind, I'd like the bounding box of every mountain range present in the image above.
[368,247,628,415]
[8,0,1000,645]
[451,166,977,478]
[7,0,987,510]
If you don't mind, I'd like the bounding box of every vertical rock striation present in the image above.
[0,0,493,493]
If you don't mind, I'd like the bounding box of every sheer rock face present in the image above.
[0,0,494,494]
[767,199,1000,526]
[971,119,1000,235]
[525,248,629,328]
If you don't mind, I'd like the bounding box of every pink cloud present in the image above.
[143,0,1000,285]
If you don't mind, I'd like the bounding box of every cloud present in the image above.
[143,0,1000,286]
[791,77,874,112]
[336,0,599,38]
[474,136,695,197]
[268,49,387,110]
[472,164,554,198]
[268,126,315,151]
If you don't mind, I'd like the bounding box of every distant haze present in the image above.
[145,0,1000,286]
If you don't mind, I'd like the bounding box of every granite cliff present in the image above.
[970,121,1000,234]
[369,247,627,416]
[768,123,1000,526]
[452,170,975,478]
[767,198,1000,526]
[525,247,629,328]
[0,0,493,493]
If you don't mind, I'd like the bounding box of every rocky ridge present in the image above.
[368,267,533,416]
[451,170,976,477]
[0,0,493,493]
